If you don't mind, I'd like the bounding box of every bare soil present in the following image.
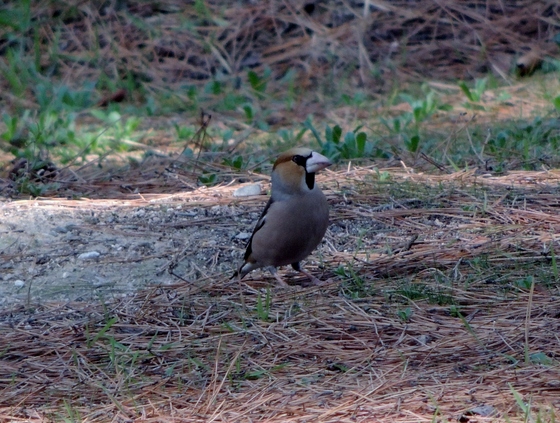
[0,175,373,307]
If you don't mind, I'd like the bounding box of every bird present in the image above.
[233,147,331,286]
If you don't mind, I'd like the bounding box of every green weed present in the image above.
[550,242,559,282]
[380,87,451,155]
[255,287,272,322]
[450,305,483,347]
[336,264,374,299]
[392,279,454,306]
[222,155,245,170]
[174,123,196,141]
[61,398,82,423]
[397,307,413,322]
[198,172,218,186]
[0,0,31,32]
[459,77,488,109]
[86,316,118,348]
[509,384,538,423]
[90,110,140,151]
[304,119,385,160]
[553,95,560,112]
[247,69,270,98]
[485,116,560,169]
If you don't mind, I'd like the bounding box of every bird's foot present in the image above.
[266,266,290,287]
[273,273,290,287]
[299,269,323,285]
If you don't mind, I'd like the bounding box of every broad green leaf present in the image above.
[553,95,560,111]
[356,132,367,155]
[333,125,342,144]
[343,131,355,146]
[458,81,474,102]
[325,125,333,143]
[303,118,323,146]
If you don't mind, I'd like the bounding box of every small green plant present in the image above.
[326,362,349,372]
[341,90,367,107]
[0,48,31,97]
[528,351,554,365]
[304,119,383,160]
[204,79,223,95]
[90,110,140,151]
[459,77,488,110]
[0,0,32,32]
[469,255,490,273]
[380,112,412,136]
[242,103,254,123]
[380,88,451,154]
[375,169,391,181]
[449,304,461,318]
[1,113,24,145]
[9,160,60,196]
[107,335,128,372]
[485,117,560,169]
[247,69,270,98]
[391,279,454,306]
[550,241,558,281]
[174,123,196,141]
[397,307,413,322]
[554,95,560,112]
[514,276,534,290]
[230,361,287,386]
[393,280,428,301]
[198,172,218,186]
[61,398,82,423]
[86,316,118,348]
[275,127,307,148]
[336,264,373,299]
[255,287,272,321]
[402,133,421,154]
[35,82,95,111]
[399,90,445,125]
[222,155,245,170]
[509,384,532,422]
[451,305,484,347]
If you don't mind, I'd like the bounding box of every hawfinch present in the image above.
[233,148,331,286]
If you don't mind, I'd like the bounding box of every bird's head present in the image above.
[271,148,331,194]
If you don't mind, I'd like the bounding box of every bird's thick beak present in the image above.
[306,152,332,174]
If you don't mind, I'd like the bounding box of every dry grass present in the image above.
[1,167,560,422]
[1,0,559,114]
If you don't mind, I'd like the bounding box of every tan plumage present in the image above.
[233,148,331,286]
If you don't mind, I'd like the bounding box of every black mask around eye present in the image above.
[291,153,315,189]
[291,154,309,167]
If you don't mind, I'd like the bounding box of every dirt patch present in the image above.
[1,200,226,305]
[0,194,254,306]
[0,175,379,307]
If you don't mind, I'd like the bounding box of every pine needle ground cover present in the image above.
[1,1,560,422]
[2,168,560,422]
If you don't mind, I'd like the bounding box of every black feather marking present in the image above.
[291,262,301,271]
[291,153,316,190]
[243,197,274,261]
[305,171,315,190]
[292,154,307,167]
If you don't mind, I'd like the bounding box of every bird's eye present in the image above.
[292,155,307,167]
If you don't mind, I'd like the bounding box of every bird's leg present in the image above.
[300,269,323,285]
[292,262,322,285]
[267,266,290,287]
